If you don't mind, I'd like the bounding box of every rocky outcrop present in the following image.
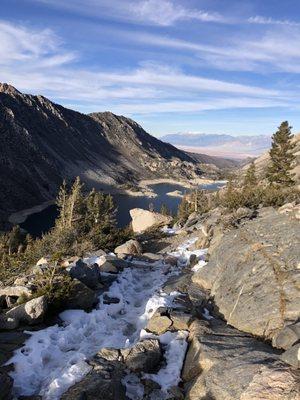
[192,207,300,349]
[130,208,173,233]
[184,319,300,400]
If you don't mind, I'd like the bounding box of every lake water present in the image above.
[20,182,225,237]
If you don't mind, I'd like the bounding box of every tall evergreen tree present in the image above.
[266,121,296,186]
[243,162,257,187]
[67,176,84,228]
[56,180,69,230]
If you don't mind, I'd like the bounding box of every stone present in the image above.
[36,256,51,266]
[0,285,32,299]
[0,371,13,400]
[64,279,97,311]
[122,339,162,373]
[273,322,300,350]
[170,311,193,330]
[192,208,300,343]
[69,259,101,289]
[60,256,80,268]
[129,208,172,233]
[146,314,172,335]
[61,355,126,400]
[280,344,300,368]
[183,320,300,400]
[164,255,178,266]
[0,295,47,329]
[96,256,128,273]
[97,348,120,362]
[114,239,142,255]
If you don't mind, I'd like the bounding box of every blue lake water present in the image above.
[20,182,225,237]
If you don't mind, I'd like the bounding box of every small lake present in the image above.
[20,182,225,237]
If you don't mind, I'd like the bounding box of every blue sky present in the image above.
[1,0,300,137]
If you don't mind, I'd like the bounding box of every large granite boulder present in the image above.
[129,208,172,233]
[114,239,142,256]
[0,295,47,329]
[184,319,300,400]
[192,208,300,346]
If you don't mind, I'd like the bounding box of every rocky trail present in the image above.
[1,204,299,399]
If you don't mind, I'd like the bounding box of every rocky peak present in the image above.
[0,83,21,96]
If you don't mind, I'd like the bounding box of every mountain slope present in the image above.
[0,83,202,222]
[243,132,300,182]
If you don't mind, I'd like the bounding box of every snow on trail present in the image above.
[8,237,206,399]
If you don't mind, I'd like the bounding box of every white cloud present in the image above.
[248,15,300,27]
[0,20,76,67]
[130,0,224,26]
[125,27,300,73]
[34,0,225,26]
[0,20,296,116]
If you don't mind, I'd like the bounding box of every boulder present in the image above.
[280,344,300,368]
[0,285,32,299]
[146,313,172,335]
[69,259,101,289]
[0,296,47,329]
[272,322,300,350]
[60,256,80,268]
[192,208,300,344]
[121,339,162,373]
[169,311,193,330]
[129,208,172,233]
[61,350,126,400]
[64,279,97,311]
[184,319,300,400]
[96,256,128,273]
[114,239,142,255]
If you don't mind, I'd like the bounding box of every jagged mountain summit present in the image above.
[0,83,206,221]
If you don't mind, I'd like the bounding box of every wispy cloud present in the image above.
[0,20,296,116]
[130,0,224,26]
[34,0,225,26]
[123,26,300,73]
[0,21,76,67]
[248,15,300,27]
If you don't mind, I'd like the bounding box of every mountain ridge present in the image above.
[1,83,226,225]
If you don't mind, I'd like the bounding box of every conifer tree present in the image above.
[67,176,84,228]
[56,180,69,229]
[243,162,257,188]
[266,121,296,186]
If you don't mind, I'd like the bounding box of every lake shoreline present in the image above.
[9,178,226,227]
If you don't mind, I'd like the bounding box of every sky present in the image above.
[1,0,300,137]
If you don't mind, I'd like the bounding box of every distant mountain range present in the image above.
[0,84,236,225]
[161,133,271,159]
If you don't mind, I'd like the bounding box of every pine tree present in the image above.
[266,121,296,186]
[243,162,257,188]
[67,177,84,228]
[56,180,69,229]
[8,225,23,255]
[177,196,192,222]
